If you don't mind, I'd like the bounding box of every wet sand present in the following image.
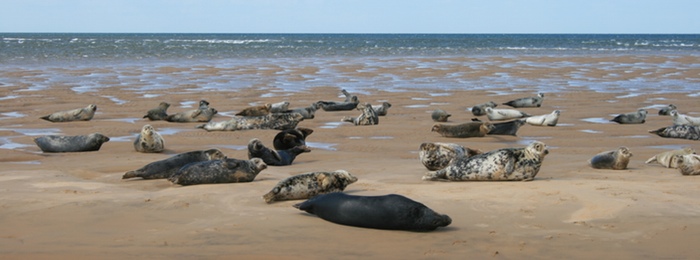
[2,56,700,259]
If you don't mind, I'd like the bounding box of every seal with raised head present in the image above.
[169,157,267,186]
[675,154,700,175]
[196,112,304,131]
[143,102,170,121]
[342,103,379,126]
[423,141,549,181]
[122,149,225,179]
[316,96,360,111]
[286,103,321,119]
[431,121,494,138]
[372,102,392,116]
[236,103,272,117]
[40,104,97,122]
[431,109,451,122]
[649,125,700,141]
[471,101,497,116]
[645,147,695,168]
[34,133,110,153]
[293,192,452,232]
[473,118,526,136]
[419,142,482,171]
[248,138,310,166]
[503,93,544,108]
[165,100,218,122]
[670,110,700,126]
[485,107,530,121]
[589,146,633,170]
[262,170,358,203]
[273,127,314,150]
[270,101,291,113]
[611,109,647,124]
[658,104,677,116]
[133,124,165,153]
[525,110,560,126]
[341,89,357,102]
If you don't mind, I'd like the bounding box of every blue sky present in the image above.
[2,0,698,33]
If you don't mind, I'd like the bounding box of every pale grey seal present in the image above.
[133,124,165,153]
[262,170,358,203]
[40,104,97,122]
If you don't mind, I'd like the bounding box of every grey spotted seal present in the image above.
[589,146,633,170]
[262,170,358,203]
[419,142,482,171]
[471,101,497,116]
[270,101,290,113]
[658,104,677,116]
[675,154,700,175]
[525,110,560,126]
[645,147,695,168]
[431,109,451,122]
[423,141,549,181]
[196,112,304,131]
[431,121,494,138]
[472,118,526,136]
[165,100,218,122]
[316,96,360,111]
[372,102,392,116]
[40,104,97,122]
[485,107,531,121]
[503,93,544,108]
[122,149,225,179]
[342,103,379,126]
[670,110,700,126]
[34,133,110,153]
[142,102,170,121]
[273,127,314,150]
[236,103,272,117]
[133,124,165,153]
[611,109,647,124]
[169,157,267,185]
[293,192,452,232]
[649,125,700,141]
[248,138,310,166]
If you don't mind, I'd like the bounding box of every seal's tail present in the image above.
[122,171,137,179]
[39,115,51,121]
[262,192,276,204]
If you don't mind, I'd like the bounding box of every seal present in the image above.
[431,109,451,122]
[166,100,218,122]
[589,146,633,170]
[485,107,531,121]
[649,125,700,141]
[286,103,321,119]
[142,102,170,121]
[40,104,97,122]
[262,170,358,203]
[133,124,165,153]
[502,93,544,108]
[293,192,452,232]
[419,142,482,171]
[273,127,314,150]
[423,141,549,181]
[122,149,225,179]
[270,101,291,113]
[670,110,700,126]
[611,109,647,124]
[196,112,304,131]
[168,157,267,186]
[473,118,526,136]
[658,104,677,116]
[372,102,392,116]
[236,103,272,117]
[431,121,494,138]
[675,154,700,175]
[645,147,695,168]
[471,101,497,116]
[341,89,357,102]
[34,133,110,153]
[248,138,310,166]
[342,103,379,126]
[316,96,360,111]
[525,110,560,126]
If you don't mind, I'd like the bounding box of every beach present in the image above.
[2,54,700,259]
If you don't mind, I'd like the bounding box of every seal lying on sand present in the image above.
[285,103,321,119]
[645,147,695,168]
[503,93,544,108]
[341,89,357,102]
[431,109,451,122]
[273,127,314,150]
[236,103,272,117]
[419,142,482,171]
[262,170,358,203]
[649,125,700,141]
[342,103,379,126]
[485,107,531,121]
[372,102,392,116]
[658,104,677,116]
[40,104,97,122]
[166,100,218,122]
[431,121,494,138]
[675,154,700,175]
[248,138,310,166]
[143,102,170,121]
[472,118,525,136]
[34,133,110,153]
[670,110,700,126]
[423,141,549,181]
[133,124,165,153]
[196,112,304,131]
[589,146,633,170]
[611,109,647,124]
[316,96,360,111]
[169,157,267,185]
[122,149,225,179]
[525,110,560,126]
[471,101,497,116]
[270,101,290,113]
[293,193,452,232]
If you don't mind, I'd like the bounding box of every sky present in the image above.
[1,0,699,34]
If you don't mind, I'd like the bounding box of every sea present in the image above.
[1,33,700,94]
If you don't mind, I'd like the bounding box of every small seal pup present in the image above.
[342,103,379,126]
[611,109,647,124]
[133,124,165,153]
[589,146,633,170]
[658,104,677,116]
[196,112,304,131]
[166,100,218,122]
[34,133,110,153]
[122,149,225,179]
[471,101,497,116]
[316,96,360,111]
[670,110,700,126]
[293,192,452,232]
[419,142,482,171]
[503,93,544,108]
[236,103,272,117]
[431,109,451,122]
[372,102,392,116]
[431,121,494,138]
[270,101,290,113]
[649,125,700,141]
[675,154,700,175]
[472,118,526,136]
[525,110,561,126]
[423,141,549,181]
[485,107,531,121]
[248,138,310,166]
[645,147,695,168]
[142,102,170,121]
[262,170,358,203]
[273,127,314,150]
[169,157,267,186]
[40,104,97,122]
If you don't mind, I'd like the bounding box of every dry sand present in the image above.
[2,61,700,259]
